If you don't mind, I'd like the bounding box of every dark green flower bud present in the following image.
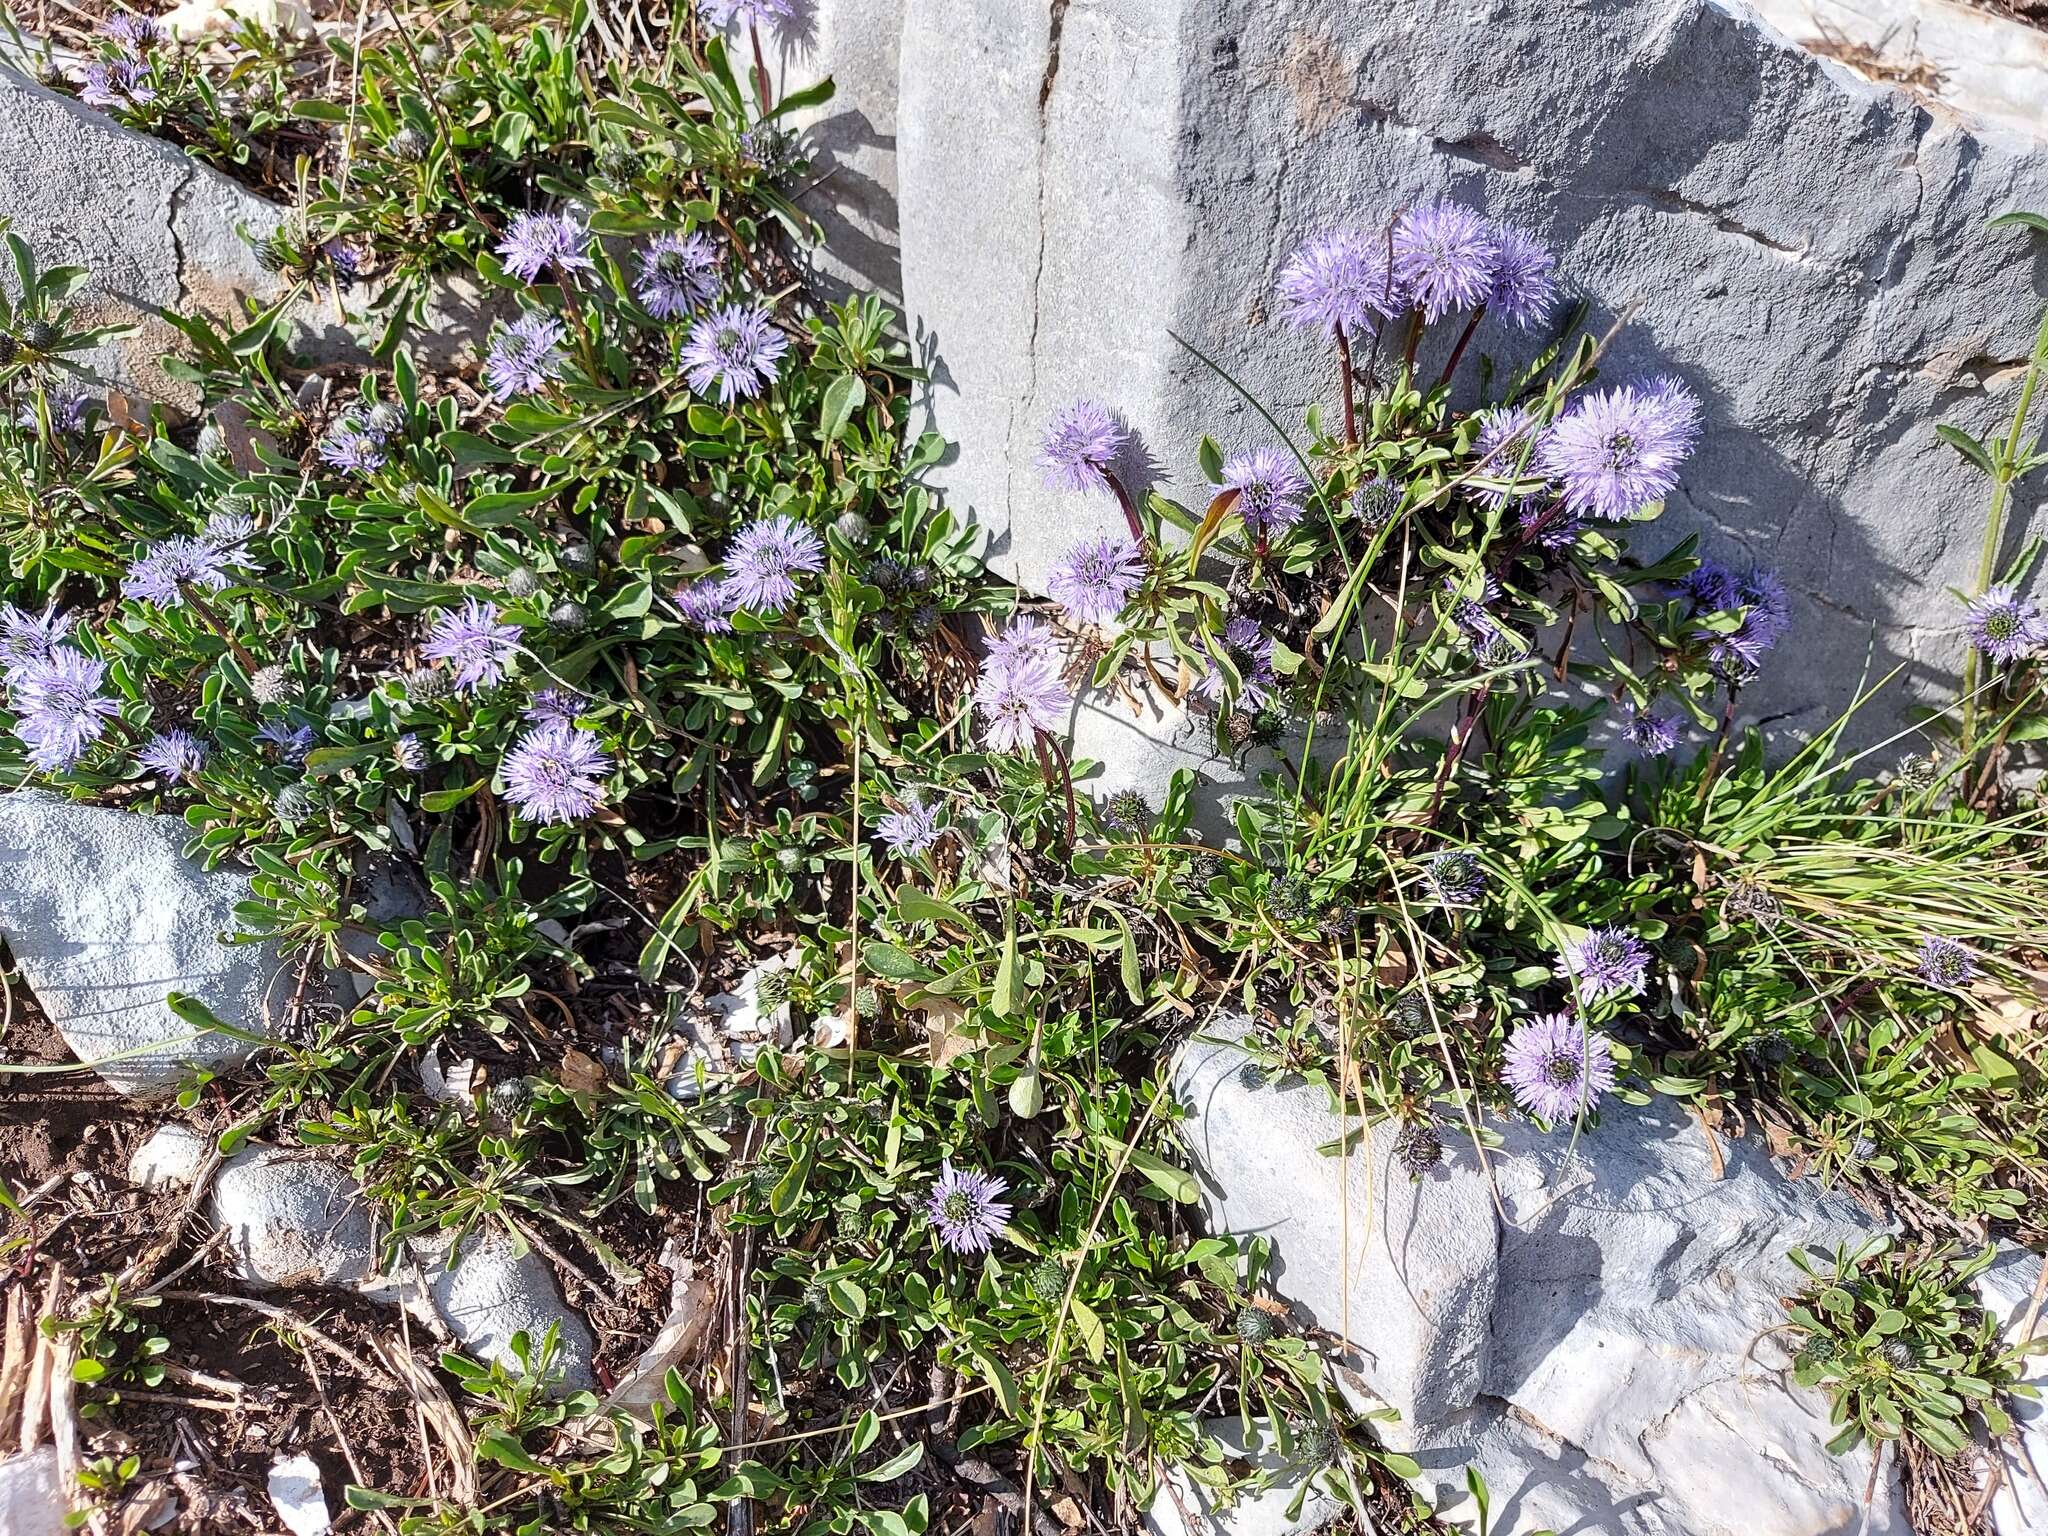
[1235,1303,1279,1343]
[1029,1261,1067,1305]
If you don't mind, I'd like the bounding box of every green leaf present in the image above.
[992,923,1019,1016]
[896,890,975,930]
[1987,210,2048,238]
[862,941,929,981]
[1069,1298,1106,1363]
[475,1431,552,1476]
[1008,1063,1044,1119]
[819,372,866,443]
[859,1441,927,1483]
[1935,423,1995,475]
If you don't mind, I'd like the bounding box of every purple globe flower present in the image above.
[393,733,429,772]
[256,719,316,763]
[1194,617,1278,708]
[125,536,237,609]
[987,617,1059,673]
[422,597,522,692]
[1680,558,1741,612]
[495,211,596,285]
[1392,199,1499,323]
[501,721,611,824]
[1538,377,1701,522]
[1964,585,2046,665]
[80,55,154,109]
[1555,926,1651,1004]
[1709,566,1792,679]
[10,647,120,771]
[18,386,92,435]
[925,1160,1012,1254]
[483,315,569,401]
[635,232,721,319]
[1472,406,1548,510]
[1916,934,1975,991]
[1502,1013,1617,1123]
[0,602,73,673]
[1621,705,1681,756]
[524,687,583,725]
[1045,533,1145,627]
[137,728,208,780]
[1517,504,1582,552]
[1222,448,1310,537]
[1275,228,1402,336]
[1038,401,1127,495]
[318,418,388,476]
[675,578,736,633]
[1485,223,1557,330]
[724,515,826,615]
[698,0,796,26]
[975,651,1070,752]
[103,13,165,48]
[682,304,789,405]
[876,795,944,859]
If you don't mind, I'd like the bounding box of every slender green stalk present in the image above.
[1960,301,2048,752]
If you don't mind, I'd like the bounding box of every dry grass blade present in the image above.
[157,1292,400,1388]
[369,1333,477,1505]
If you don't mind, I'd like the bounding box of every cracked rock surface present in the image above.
[0,59,504,413]
[1173,1017,1904,1536]
[899,0,2048,776]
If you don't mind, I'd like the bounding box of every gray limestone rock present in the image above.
[0,1448,69,1536]
[413,1229,597,1396]
[898,0,2048,804]
[212,1147,378,1289]
[1173,1017,1905,1536]
[0,792,295,1097]
[128,1122,210,1190]
[0,60,503,413]
[1143,1418,1348,1536]
[1977,1245,2048,1536]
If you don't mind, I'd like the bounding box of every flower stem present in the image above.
[749,19,774,117]
[1334,323,1358,446]
[181,589,262,676]
[1436,305,1486,393]
[1105,470,1145,545]
[1960,300,2048,754]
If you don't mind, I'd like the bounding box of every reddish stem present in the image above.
[1105,470,1145,544]
[750,19,773,116]
[1435,304,1486,392]
[1334,323,1358,446]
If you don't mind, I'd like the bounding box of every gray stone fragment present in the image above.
[211,1148,377,1289]
[1173,1017,1905,1536]
[899,0,2048,802]
[0,61,503,413]
[1144,1418,1348,1536]
[0,792,295,1097]
[413,1229,597,1396]
[1976,1245,2048,1536]
[0,1447,69,1536]
[129,1123,210,1190]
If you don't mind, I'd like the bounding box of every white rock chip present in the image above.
[1144,1419,1347,1536]
[0,793,293,1097]
[161,0,316,42]
[212,1148,377,1289]
[414,1229,598,1396]
[0,1447,69,1536]
[266,1453,333,1536]
[1173,1017,1905,1536]
[128,1123,210,1190]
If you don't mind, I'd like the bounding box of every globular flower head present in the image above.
[393,733,429,772]
[636,231,721,319]
[1518,504,1582,552]
[9,646,120,771]
[986,616,1059,674]
[1222,448,1310,537]
[318,418,388,476]
[1352,477,1403,532]
[1427,849,1486,908]
[698,0,797,28]
[137,728,208,780]
[682,304,790,405]
[1555,925,1651,1004]
[524,687,583,725]
[0,602,73,673]
[1485,223,1557,330]
[1708,566,1792,679]
[422,597,522,692]
[17,386,92,435]
[1916,934,1975,991]
[1275,228,1403,336]
[1038,400,1128,495]
[1964,586,2046,666]
[1045,533,1145,627]
[256,718,316,763]
[1538,378,1701,522]
[103,12,165,48]
[876,795,944,859]
[1195,616,1279,710]
[124,536,237,608]
[1392,199,1499,323]
[676,578,736,633]
[502,720,612,824]
[483,315,569,401]
[1681,557,1741,612]
[495,211,596,285]
[723,515,826,615]
[1621,704,1681,756]
[975,650,1070,752]
[1502,1012,1617,1123]
[1472,406,1549,510]
[925,1160,1012,1255]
